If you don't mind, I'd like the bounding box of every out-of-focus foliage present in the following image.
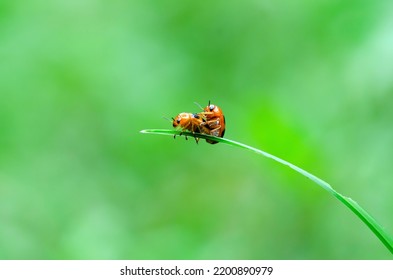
[0,0,392,259]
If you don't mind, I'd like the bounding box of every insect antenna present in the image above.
[194,102,204,111]
[162,116,173,122]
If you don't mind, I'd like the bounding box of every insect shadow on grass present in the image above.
[140,129,393,255]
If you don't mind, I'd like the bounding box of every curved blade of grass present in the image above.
[140,128,393,254]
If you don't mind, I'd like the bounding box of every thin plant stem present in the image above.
[140,129,393,254]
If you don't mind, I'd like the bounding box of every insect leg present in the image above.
[210,127,221,137]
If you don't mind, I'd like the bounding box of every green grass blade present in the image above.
[140,128,393,254]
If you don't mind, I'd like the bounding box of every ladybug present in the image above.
[171,101,226,144]
[172,112,209,144]
[199,101,226,144]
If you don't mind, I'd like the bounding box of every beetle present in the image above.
[171,101,226,144]
[198,101,226,144]
[172,112,210,144]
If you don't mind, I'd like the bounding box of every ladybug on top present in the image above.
[172,101,226,144]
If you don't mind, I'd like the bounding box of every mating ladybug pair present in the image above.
[172,101,226,144]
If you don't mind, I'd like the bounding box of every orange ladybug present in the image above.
[172,112,210,144]
[199,101,226,144]
[171,101,226,144]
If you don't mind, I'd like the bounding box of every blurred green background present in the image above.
[1,0,392,259]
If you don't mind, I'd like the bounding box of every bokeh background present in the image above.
[1,0,392,259]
